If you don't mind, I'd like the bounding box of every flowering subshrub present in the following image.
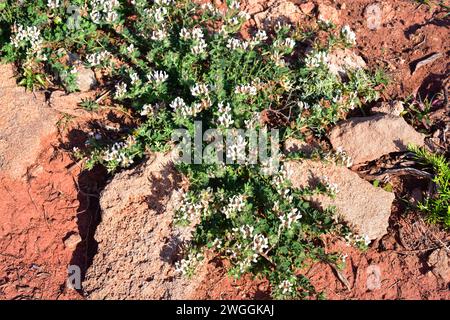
[1,0,386,298]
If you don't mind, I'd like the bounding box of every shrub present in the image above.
[1,0,385,298]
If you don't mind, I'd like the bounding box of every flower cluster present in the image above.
[174,188,213,223]
[234,84,257,96]
[129,70,140,85]
[217,102,234,128]
[180,27,207,55]
[190,83,209,97]
[170,97,202,118]
[10,25,43,55]
[227,133,247,163]
[47,0,60,9]
[102,137,136,167]
[243,112,261,130]
[140,103,162,116]
[222,194,246,218]
[321,176,340,195]
[226,37,249,51]
[86,51,112,67]
[147,70,169,85]
[260,156,281,176]
[274,38,296,52]
[252,234,269,254]
[145,4,168,23]
[174,190,199,223]
[90,0,120,24]
[174,252,202,277]
[279,208,302,229]
[250,30,268,46]
[278,279,294,295]
[114,82,127,99]
[235,224,254,240]
[344,232,371,247]
[304,51,329,69]
[324,147,353,168]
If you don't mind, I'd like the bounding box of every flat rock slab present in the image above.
[329,114,425,165]
[0,64,58,178]
[83,154,206,299]
[287,160,395,240]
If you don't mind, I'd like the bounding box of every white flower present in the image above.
[200,3,216,13]
[90,0,120,24]
[191,39,207,55]
[151,28,168,41]
[190,83,209,97]
[170,97,187,111]
[229,0,241,10]
[129,71,140,85]
[297,101,310,111]
[284,38,296,49]
[180,27,207,54]
[238,11,251,20]
[47,0,60,9]
[140,103,162,116]
[227,38,249,51]
[227,134,246,163]
[174,253,201,276]
[102,136,136,168]
[278,279,293,295]
[148,70,169,84]
[114,82,127,99]
[235,84,257,96]
[228,17,239,26]
[145,6,168,23]
[279,208,302,229]
[239,225,254,240]
[271,51,286,67]
[243,112,260,129]
[341,25,356,45]
[252,234,269,254]
[305,51,329,69]
[211,238,222,249]
[154,0,173,6]
[363,235,371,246]
[217,102,234,128]
[191,27,204,40]
[251,29,268,46]
[222,194,246,218]
[260,156,281,176]
[179,27,191,40]
[126,43,135,55]
[170,97,202,117]
[322,176,339,195]
[86,51,111,66]
[11,25,43,52]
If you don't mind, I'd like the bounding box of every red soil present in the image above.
[0,135,82,299]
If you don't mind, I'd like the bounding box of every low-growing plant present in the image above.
[408,145,450,228]
[1,0,385,298]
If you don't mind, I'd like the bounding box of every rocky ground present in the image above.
[0,0,449,300]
